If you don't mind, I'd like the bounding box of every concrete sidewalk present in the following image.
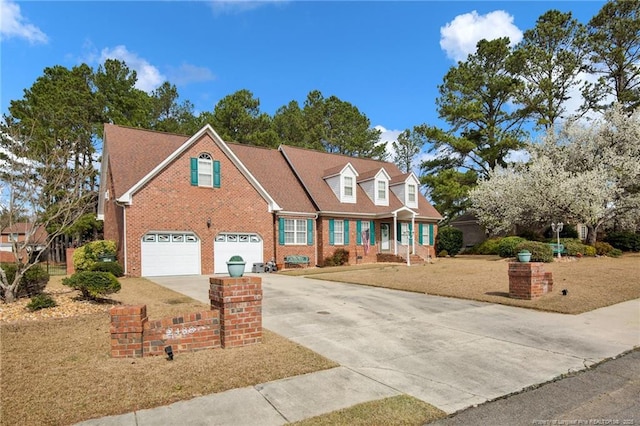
[77,273,639,425]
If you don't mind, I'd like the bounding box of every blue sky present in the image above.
[1,0,606,148]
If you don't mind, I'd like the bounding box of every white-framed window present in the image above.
[9,233,19,242]
[407,184,416,204]
[333,220,344,245]
[284,219,307,245]
[198,153,213,187]
[578,224,588,241]
[421,224,430,246]
[377,180,386,200]
[344,176,354,197]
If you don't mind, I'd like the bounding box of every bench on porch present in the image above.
[549,243,565,255]
[284,255,310,268]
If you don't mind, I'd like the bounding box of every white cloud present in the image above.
[208,0,287,15]
[0,0,48,44]
[166,63,216,86]
[440,10,522,62]
[99,46,165,93]
[375,125,402,159]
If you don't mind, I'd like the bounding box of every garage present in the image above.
[214,233,263,273]
[141,232,201,276]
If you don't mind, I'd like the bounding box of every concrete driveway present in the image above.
[148,273,640,414]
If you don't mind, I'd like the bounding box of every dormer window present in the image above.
[344,176,354,197]
[408,184,416,203]
[324,163,358,204]
[377,180,386,200]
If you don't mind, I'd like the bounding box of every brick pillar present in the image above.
[209,276,262,348]
[110,305,147,358]
[508,262,551,300]
[66,248,76,275]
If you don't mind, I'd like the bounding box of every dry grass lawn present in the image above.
[292,395,446,426]
[291,254,640,315]
[0,277,337,426]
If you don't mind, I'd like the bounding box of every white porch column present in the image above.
[393,214,397,256]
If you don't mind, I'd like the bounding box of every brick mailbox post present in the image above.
[508,262,553,300]
[209,276,263,348]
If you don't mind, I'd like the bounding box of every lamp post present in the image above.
[402,229,412,266]
[551,222,563,259]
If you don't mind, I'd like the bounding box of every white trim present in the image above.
[116,125,281,212]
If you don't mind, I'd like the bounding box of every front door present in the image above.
[381,223,390,251]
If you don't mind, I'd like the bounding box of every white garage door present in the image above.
[214,233,263,274]
[141,232,201,276]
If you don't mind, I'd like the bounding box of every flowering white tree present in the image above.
[470,104,640,244]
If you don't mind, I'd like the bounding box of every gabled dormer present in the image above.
[323,163,358,204]
[358,168,390,206]
[390,172,420,209]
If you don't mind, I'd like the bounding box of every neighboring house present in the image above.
[450,213,487,250]
[97,124,442,277]
[0,223,48,263]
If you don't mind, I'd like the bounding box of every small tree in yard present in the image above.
[62,271,121,301]
[436,227,463,257]
[0,119,96,303]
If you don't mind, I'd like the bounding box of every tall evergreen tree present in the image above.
[583,0,640,112]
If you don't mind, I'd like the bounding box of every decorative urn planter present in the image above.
[226,256,246,277]
[517,250,532,263]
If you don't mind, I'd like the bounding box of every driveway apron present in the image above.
[148,273,640,414]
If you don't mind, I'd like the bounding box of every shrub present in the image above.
[228,255,244,262]
[27,294,57,311]
[470,238,502,255]
[604,232,640,252]
[438,250,449,257]
[498,236,526,258]
[436,227,463,257]
[324,248,349,266]
[73,240,117,272]
[560,238,589,256]
[63,271,121,300]
[0,263,50,300]
[90,261,124,277]
[515,241,554,263]
[593,241,614,256]
[584,245,597,257]
[609,248,623,258]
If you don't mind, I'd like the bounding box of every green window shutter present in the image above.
[329,219,334,246]
[307,219,313,245]
[278,218,285,245]
[213,160,221,188]
[419,223,424,245]
[370,221,375,244]
[190,158,198,186]
[356,221,362,245]
[344,220,350,245]
[429,224,434,246]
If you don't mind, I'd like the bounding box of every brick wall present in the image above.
[119,134,274,277]
[110,276,262,358]
[508,262,553,300]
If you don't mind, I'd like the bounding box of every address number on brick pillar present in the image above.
[209,276,263,349]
